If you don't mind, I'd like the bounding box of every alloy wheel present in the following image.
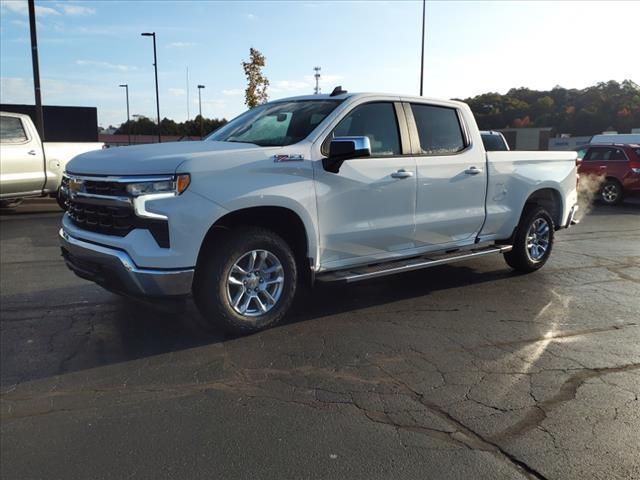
[226,249,285,317]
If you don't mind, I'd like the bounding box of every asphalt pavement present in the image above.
[1,198,639,480]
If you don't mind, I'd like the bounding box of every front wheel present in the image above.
[193,226,298,335]
[504,206,554,273]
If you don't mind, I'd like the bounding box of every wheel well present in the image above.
[524,188,563,228]
[198,206,310,276]
[604,176,622,185]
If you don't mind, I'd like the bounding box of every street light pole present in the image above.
[119,84,131,145]
[141,32,161,143]
[197,84,205,139]
[419,0,426,96]
[27,0,44,141]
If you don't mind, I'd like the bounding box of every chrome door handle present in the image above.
[27,150,37,156]
[391,169,413,179]
[465,166,483,175]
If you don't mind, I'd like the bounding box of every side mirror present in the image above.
[322,136,371,173]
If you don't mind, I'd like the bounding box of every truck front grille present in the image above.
[82,180,128,197]
[67,200,134,234]
[62,175,170,248]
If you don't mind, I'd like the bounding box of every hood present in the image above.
[66,141,260,176]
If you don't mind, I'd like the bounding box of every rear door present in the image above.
[0,114,45,197]
[406,102,486,246]
[313,101,417,268]
[580,146,627,182]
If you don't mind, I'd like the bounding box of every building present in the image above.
[548,135,591,151]
[496,127,552,150]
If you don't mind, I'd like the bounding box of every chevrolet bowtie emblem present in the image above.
[68,178,84,193]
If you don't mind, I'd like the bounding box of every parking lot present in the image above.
[1,199,639,480]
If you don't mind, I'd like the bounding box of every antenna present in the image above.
[313,66,321,94]
[330,85,346,97]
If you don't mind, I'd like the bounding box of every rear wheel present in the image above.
[504,205,554,273]
[193,226,298,335]
[600,179,623,205]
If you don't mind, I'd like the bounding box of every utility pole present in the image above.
[313,66,321,94]
[27,0,44,140]
[141,32,161,143]
[197,85,205,139]
[419,0,426,96]
[28,0,46,190]
[119,84,131,145]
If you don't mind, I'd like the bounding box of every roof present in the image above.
[269,92,468,108]
[587,142,640,148]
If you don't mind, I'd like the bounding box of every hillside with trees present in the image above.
[461,80,640,136]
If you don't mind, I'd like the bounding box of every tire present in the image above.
[193,226,298,335]
[504,205,554,273]
[600,179,623,205]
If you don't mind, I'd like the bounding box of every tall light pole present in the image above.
[119,84,131,145]
[141,32,161,143]
[27,0,44,141]
[419,0,426,96]
[197,84,205,139]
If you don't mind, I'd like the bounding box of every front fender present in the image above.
[185,157,320,269]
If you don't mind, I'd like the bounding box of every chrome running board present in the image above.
[316,245,513,283]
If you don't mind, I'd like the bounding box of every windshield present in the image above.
[207,100,342,147]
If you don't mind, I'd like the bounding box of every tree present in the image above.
[114,115,227,137]
[242,47,269,108]
[463,79,640,136]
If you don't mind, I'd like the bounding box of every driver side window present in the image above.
[326,102,401,156]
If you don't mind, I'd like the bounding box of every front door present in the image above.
[313,102,417,268]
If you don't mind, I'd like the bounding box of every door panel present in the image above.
[414,150,486,245]
[0,116,44,197]
[314,158,417,266]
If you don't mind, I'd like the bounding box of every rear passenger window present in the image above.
[0,116,28,143]
[330,102,401,156]
[410,104,465,154]
[585,148,612,161]
[610,148,627,161]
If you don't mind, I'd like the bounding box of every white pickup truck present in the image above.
[59,91,579,334]
[0,111,103,208]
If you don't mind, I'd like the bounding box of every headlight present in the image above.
[126,174,190,196]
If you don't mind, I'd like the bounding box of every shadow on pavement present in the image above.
[1,260,519,386]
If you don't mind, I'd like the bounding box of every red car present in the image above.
[577,143,640,205]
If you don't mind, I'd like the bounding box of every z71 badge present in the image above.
[273,154,305,163]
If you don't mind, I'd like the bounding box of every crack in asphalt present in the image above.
[492,363,640,440]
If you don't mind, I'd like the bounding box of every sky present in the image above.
[1,0,639,128]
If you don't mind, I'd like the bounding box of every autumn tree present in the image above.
[242,48,269,108]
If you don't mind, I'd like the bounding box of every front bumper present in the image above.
[59,229,194,297]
